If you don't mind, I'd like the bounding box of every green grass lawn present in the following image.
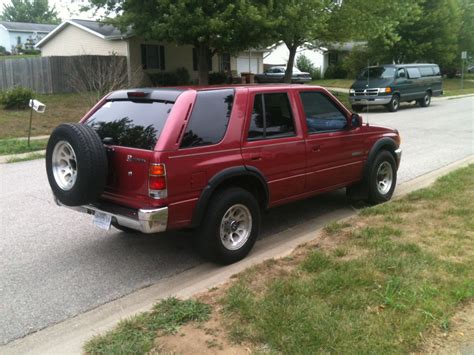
[0,93,90,139]
[0,138,48,155]
[84,165,474,354]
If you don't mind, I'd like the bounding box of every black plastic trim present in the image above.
[363,137,398,180]
[191,166,269,227]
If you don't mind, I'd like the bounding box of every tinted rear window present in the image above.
[86,100,173,150]
[180,89,234,148]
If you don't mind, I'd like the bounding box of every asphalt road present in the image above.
[0,96,472,345]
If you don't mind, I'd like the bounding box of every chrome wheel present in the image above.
[376,161,393,195]
[424,94,431,105]
[220,204,252,251]
[392,97,399,110]
[52,140,78,191]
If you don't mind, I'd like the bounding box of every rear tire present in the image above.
[385,94,400,112]
[195,187,260,264]
[46,123,107,206]
[367,150,397,204]
[418,91,431,107]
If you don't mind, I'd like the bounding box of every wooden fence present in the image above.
[0,56,128,94]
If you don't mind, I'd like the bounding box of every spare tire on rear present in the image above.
[46,123,108,206]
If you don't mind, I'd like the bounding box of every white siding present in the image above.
[40,24,127,57]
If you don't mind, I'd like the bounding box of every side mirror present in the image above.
[351,113,362,128]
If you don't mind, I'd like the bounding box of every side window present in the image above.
[180,89,234,148]
[420,67,434,77]
[397,68,406,78]
[433,65,441,76]
[406,67,421,79]
[247,93,296,140]
[300,91,348,133]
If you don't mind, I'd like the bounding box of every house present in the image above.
[35,19,265,85]
[264,41,365,77]
[0,21,57,53]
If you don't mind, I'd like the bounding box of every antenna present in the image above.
[366,59,370,126]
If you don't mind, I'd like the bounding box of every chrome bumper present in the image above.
[349,96,391,105]
[55,198,168,233]
[394,148,402,167]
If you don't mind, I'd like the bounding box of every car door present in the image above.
[405,67,423,100]
[242,91,306,205]
[298,90,365,192]
[394,68,411,100]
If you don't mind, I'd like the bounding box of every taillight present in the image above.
[149,163,167,199]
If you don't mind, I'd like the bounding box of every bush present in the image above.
[208,71,228,85]
[0,46,6,55]
[296,54,321,80]
[324,63,348,79]
[149,67,191,86]
[0,87,34,110]
[341,46,371,79]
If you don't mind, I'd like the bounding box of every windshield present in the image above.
[358,67,396,80]
[86,100,174,150]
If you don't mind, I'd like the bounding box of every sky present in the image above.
[0,0,108,21]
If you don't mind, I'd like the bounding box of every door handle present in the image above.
[312,145,321,152]
[243,152,262,161]
[250,153,262,161]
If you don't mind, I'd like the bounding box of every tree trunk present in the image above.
[284,43,298,83]
[197,44,210,85]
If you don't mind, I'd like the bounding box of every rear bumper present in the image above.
[349,96,391,105]
[55,197,168,233]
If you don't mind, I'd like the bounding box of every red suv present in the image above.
[46,85,401,264]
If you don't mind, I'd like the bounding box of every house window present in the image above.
[141,44,165,70]
[220,53,231,72]
[17,36,22,45]
[328,51,338,65]
[192,47,213,72]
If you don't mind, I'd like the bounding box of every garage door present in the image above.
[237,57,258,75]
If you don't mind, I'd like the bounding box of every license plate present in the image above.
[93,211,112,231]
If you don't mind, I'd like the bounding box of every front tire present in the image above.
[196,188,261,264]
[418,91,431,107]
[367,150,397,204]
[385,94,400,112]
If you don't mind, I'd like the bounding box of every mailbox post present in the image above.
[28,99,46,147]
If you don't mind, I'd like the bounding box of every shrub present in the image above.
[296,54,321,80]
[0,46,6,54]
[324,63,348,79]
[341,46,371,79]
[149,67,191,86]
[208,71,228,85]
[0,87,34,110]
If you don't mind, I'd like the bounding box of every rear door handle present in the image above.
[250,153,261,161]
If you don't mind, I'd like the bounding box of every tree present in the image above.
[0,0,61,24]
[267,0,332,83]
[88,0,272,84]
[268,0,420,82]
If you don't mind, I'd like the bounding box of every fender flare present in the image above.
[363,137,397,181]
[191,166,269,228]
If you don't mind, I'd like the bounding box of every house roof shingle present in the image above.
[0,21,57,33]
[70,19,131,38]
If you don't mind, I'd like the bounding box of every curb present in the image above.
[0,150,46,164]
[2,154,472,355]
